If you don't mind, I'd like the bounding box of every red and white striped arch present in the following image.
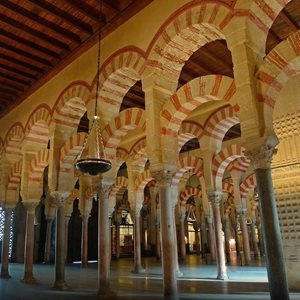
[102,108,146,160]
[222,181,234,196]
[116,147,129,163]
[247,0,292,54]
[59,132,87,174]
[240,173,256,202]
[66,188,79,206]
[135,170,154,192]
[24,105,51,148]
[109,176,128,199]
[97,48,146,121]
[146,2,232,86]
[129,138,148,167]
[161,75,236,137]
[4,123,24,163]
[173,156,203,186]
[28,149,49,182]
[179,187,202,207]
[178,121,203,152]
[115,198,131,212]
[257,31,300,130]
[212,144,244,190]
[227,157,250,173]
[204,104,239,144]
[7,160,22,191]
[52,81,90,131]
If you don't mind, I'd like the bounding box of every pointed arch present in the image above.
[161,75,236,137]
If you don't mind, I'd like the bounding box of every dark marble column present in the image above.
[245,145,289,300]
[81,214,89,268]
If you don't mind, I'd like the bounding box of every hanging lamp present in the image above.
[75,2,112,176]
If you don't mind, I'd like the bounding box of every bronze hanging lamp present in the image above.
[75,2,112,176]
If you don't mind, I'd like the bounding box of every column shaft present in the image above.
[251,222,260,258]
[255,168,289,300]
[23,208,36,283]
[44,219,53,264]
[179,218,186,262]
[212,203,228,280]
[98,188,110,295]
[240,213,251,264]
[81,215,89,268]
[224,218,231,263]
[207,220,216,262]
[160,184,179,300]
[1,207,13,279]
[132,213,144,273]
[156,220,161,261]
[54,204,66,289]
[64,216,70,263]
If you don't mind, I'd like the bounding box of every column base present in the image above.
[164,293,180,300]
[81,262,88,268]
[176,269,183,277]
[131,265,145,274]
[217,272,228,280]
[53,280,68,290]
[22,275,37,284]
[0,273,11,279]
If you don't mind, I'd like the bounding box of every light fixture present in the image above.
[75,1,112,176]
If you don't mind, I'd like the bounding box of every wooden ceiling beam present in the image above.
[0,53,44,74]
[184,60,211,75]
[0,1,81,44]
[0,14,70,51]
[0,71,31,85]
[122,97,145,108]
[269,29,282,44]
[0,41,53,67]
[64,0,105,23]
[0,93,14,102]
[103,0,119,12]
[27,0,93,34]
[0,29,61,60]
[0,86,22,96]
[281,9,299,31]
[0,80,25,91]
[0,63,37,80]
[125,91,145,103]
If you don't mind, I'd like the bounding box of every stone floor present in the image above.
[1,255,299,300]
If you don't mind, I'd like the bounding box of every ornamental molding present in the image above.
[244,144,277,169]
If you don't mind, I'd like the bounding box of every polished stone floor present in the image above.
[1,255,299,300]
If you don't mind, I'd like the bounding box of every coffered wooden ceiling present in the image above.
[0,0,153,117]
[0,0,299,126]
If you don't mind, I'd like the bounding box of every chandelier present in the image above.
[75,3,112,176]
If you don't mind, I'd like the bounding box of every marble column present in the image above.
[44,217,54,264]
[193,223,201,256]
[132,205,145,273]
[208,192,228,280]
[179,210,186,262]
[115,211,121,259]
[238,210,251,265]
[81,214,89,268]
[200,212,207,258]
[52,192,69,289]
[206,215,216,262]
[22,202,37,284]
[154,170,179,300]
[251,220,260,259]
[98,184,111,296]
[64,216,70,263]
[224,216,231,263]
[155,209,161,261]
[1,205,13,279]
[245,145,289,300]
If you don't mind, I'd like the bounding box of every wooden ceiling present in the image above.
[0,0,153,117]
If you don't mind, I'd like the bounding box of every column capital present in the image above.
[23,201,38,213]
[51,191,70,207]
[244,144,277,169]
[236,208,247,217]
[152,169,174,187]
[207,191,223,207]
[98,184,111,200]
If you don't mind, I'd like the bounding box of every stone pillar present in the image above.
[245,145,289,300]
[238,209,251,265]
[1,205,13,279]
[155,208,161,261]
[224,216,231,263]
[132,204,145,273]
[251,219,260,259]
[115,211,121,259]
[64,215,70,263]
[206,215,216,262]
[52,192,69,289]
[81,214,89,268]
[200,212,207,258]
[22,202,37,284]
[208,192,228,280]
[256,209,265,256]
[44,217,54,264]
[98,183,111,296]
[154,170,179,300]
[171,200,181,276]
[178,208,186,262]
[149,186,157,251]
[193,222,201,256]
